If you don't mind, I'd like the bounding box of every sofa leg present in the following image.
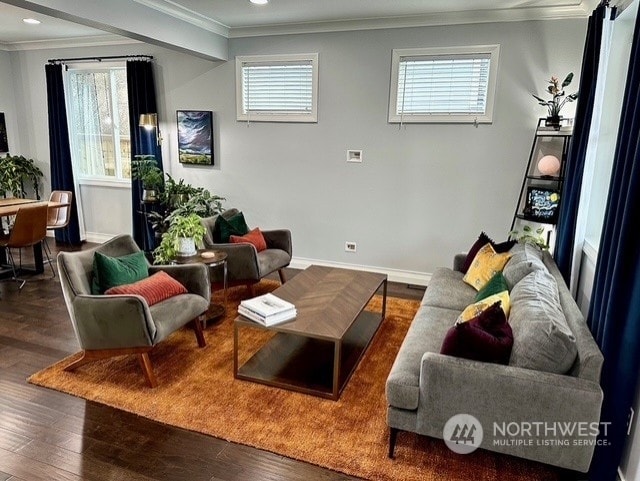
[278,269,287,284]
[389,427,400,458]
[246,283,255,298]
[193,315,207,348]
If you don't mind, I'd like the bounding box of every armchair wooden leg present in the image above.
[64,347,158,388]
[193,315,206,348]
[246,283,255,298]
[389,427,400,459]
[278,269,287,284]
[138,353,158,388]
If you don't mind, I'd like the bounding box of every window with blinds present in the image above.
[389,45,500,124]
[236,53,319,123]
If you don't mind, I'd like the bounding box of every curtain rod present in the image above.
[47,55,153,64]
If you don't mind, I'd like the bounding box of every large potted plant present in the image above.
[132,155,163,202]
[0,153,44,198]
[153,213,206,263]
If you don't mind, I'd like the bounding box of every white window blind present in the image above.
[389,45,500,124]
[236,54,318,123]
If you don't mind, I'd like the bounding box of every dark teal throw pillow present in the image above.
[474,272,509,302]
[91,251,149,294]
[215,212,250,243]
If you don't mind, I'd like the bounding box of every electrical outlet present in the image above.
[345,242,357,252]
[347,149,363,163]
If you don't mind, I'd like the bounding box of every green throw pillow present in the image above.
[91,251,149,294]
[474,272,509,302]
[215,212,250,243]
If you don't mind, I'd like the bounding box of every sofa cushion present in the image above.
[460,232,516,274]
[441,302,513,365]
[105,271,188,306]
[421,268,477,311]
[386,305,459,410]
[503,243,547,290]
[457,290,510,322]
[463,243,512,291]
[509,269,578,374]
[91,250,149,295]
[475,272,509,302]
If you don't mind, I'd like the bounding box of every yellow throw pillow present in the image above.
[456,290,511,324]
[463,243,512,291]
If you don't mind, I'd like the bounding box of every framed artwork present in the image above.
[177,110,213,165]
[0,112,8,153]
[524,187,560,222]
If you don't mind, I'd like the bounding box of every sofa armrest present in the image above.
[149,264,210,302]
[453,253,467,272]
[72,295,155,350]
[262,229,292,257]
[419,352,603,471]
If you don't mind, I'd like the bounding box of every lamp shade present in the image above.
[139,113,157,129]
[537,155,561,176]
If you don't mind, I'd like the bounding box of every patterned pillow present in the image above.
[463,243,512,291]
[441,302,514,365]
[105,271,188,306]
[461,232,517,274]
[457,291,511,323]
[475,272,509,302]
[230,227,267,252]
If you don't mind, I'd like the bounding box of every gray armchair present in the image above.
[57,234,210,387]
[201,208,292,296]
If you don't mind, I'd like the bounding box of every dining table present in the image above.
[0,198,71,276]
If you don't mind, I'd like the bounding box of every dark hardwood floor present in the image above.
[0,241,423,481]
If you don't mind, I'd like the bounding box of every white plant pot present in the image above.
[176,237,196,257]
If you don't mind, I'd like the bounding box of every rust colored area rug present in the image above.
[29,280,561,481]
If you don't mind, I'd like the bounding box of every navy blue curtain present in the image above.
[554,5,607,283]
[587,8,640,480]
[126,60,163,252]
[45,63,81,245]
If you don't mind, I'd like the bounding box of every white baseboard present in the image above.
[290,256,431,286]
[84,232,114,244]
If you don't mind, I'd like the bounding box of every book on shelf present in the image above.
[240,293,295,318]
[238,305,297,326]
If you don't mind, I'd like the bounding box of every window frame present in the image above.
[235,53,319,123]
[388,44,500,124]
[64,62,131,185]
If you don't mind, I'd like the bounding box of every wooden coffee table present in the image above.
[233,265,387,400]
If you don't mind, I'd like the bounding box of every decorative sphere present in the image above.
[537,155,561,176]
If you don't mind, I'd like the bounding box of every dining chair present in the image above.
[43,190,73,259]
[0,203,55,290]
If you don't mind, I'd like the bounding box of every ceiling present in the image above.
[0,0,602,49]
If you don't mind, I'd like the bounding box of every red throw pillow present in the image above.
[440,302,514,365]
[230,227,267,252]
[105,271,188,306]
[461,232,517,274]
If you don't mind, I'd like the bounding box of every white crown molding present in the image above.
[132,0,230,37]
[1,34,141,52]
[290,256,431,287]
[229,4,594,38]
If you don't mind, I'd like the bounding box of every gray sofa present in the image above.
[386,244,604,472]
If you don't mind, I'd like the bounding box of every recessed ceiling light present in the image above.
[250,0,269,5]
[23,18,41,25]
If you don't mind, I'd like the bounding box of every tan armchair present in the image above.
[57,234,210,387]
[201,208,292,296]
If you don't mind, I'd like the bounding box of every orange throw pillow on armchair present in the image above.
[230,228,267,252]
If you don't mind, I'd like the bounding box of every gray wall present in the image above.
[8,18,587,281]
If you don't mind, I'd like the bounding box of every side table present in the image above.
[172,249,228,325]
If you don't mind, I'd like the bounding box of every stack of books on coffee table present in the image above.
[238,293,297,326]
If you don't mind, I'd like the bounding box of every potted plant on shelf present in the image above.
[153,213,206,263]
[532,73,578,129]
[163,174,196,207]
[509,224,549,250]
[132,155,164,202]
[0,153,44,199]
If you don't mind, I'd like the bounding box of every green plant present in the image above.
[132,155,164,190]
[0,154,44,198]
[167,187,225,221]
[532,73,578,119]
[152,213,206,264]
[509,224,549,250]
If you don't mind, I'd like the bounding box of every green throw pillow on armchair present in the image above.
[91,250,149,294]
[214,211,250,243]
